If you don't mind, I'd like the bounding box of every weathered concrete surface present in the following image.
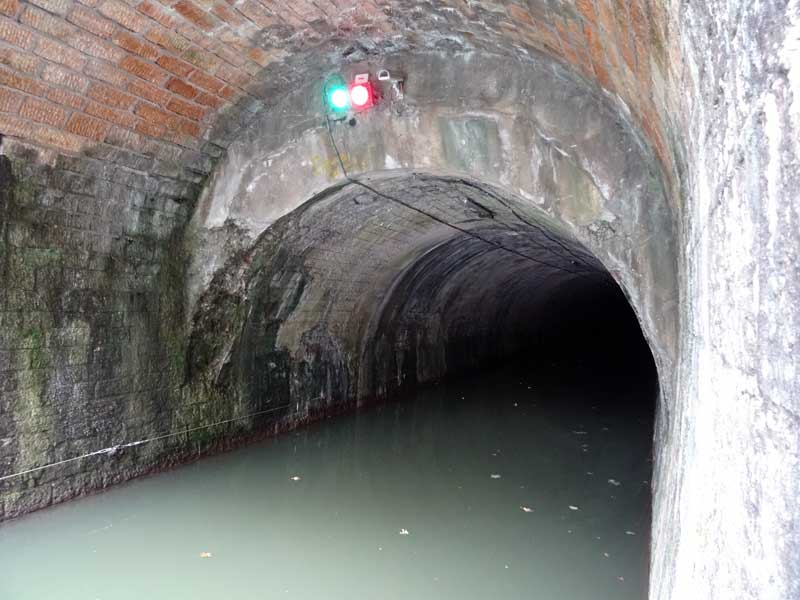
[649,3,800,600]
[188,175,612,414]
[188,51,678,381]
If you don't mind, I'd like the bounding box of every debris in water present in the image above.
[520,506,534,513]
[571,431,588,435]
[603,552,610,558]
[490,474,502,479]
[567,529,573,534]
[569,505,579,511]
[608,479,621,486]
[617,576,625,582]
[586,472,594,475]
[200,552,212,558]
[504,565,509,569]
[399,528,410,535]
[290,475,302,481]
[625,530,636,536]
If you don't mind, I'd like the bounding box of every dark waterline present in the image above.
[0,360,655,599]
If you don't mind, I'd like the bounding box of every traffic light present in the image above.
[325,73,376,114]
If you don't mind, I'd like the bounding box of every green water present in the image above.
[0,363,654,599]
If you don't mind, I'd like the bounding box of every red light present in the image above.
[349,83,373,109]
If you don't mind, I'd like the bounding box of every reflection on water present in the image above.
[0,361,654,600]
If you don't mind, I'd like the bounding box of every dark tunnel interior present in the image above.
[192,175,661,432]
[516,276,659,409]
[382,250,661,441]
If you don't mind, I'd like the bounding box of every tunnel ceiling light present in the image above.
[327,84,350,112]
[349,74,374,110]
[324,73,350,113]
[350,83,370,107]
[325,73,377,115]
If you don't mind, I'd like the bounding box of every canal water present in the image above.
[0,360,655,600]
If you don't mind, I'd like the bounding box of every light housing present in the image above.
[349,73,374,111]
[325,74,350,113]
[325,73,378,114]
[327,84,350,112]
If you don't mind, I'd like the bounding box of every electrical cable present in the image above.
[323,115,599,277]
[0,404,290,482]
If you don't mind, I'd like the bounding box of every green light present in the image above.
[328,86,349,111]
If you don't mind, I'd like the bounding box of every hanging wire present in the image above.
[0,404,290,483]
[323,115,598,277]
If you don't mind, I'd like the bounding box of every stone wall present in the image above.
[0,136,200,519]
[650,3,800,599]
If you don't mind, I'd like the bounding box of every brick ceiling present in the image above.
[0,0,678,183]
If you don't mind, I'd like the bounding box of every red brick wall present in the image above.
[0,0,679,177]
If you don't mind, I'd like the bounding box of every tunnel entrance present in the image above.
[182,173,660,596]
[188,172,664,413]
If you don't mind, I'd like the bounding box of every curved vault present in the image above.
[187,172,662,425]
[180,47,680,597]
[185,49,678,422]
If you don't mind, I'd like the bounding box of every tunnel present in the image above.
[0,1,797,599]
[165,173,660,597]
[187,173,659,417]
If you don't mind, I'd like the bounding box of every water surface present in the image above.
[0,362,653,599]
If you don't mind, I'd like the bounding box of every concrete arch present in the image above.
[186,49,678,397]
[181,50,679,596]
[188,172,664,405]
